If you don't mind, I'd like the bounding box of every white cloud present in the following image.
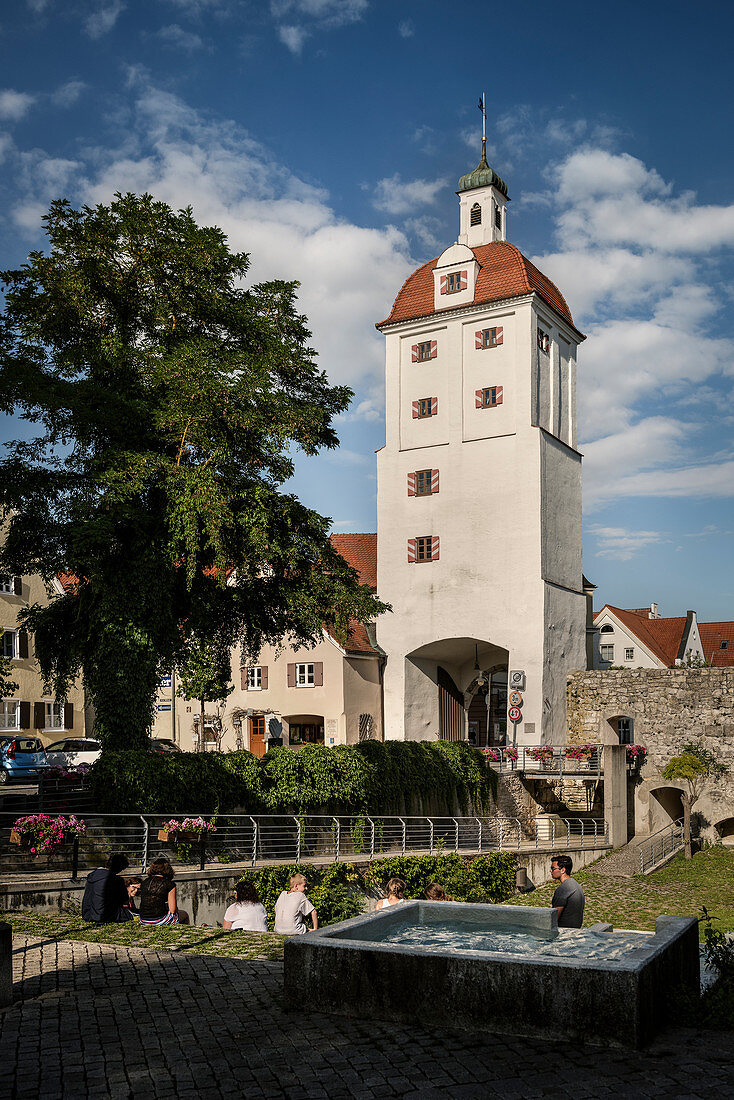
[278,24,308,53]
[589,459,734,505]
[155,24,205,51]
[85,0,125,39]
[271,0,367,52]
[372,174,446,216]
[398,19,414,37]
[588,525,669,561]
[52,81,87,108]
[0,90,36,122]
[583,418,686,507]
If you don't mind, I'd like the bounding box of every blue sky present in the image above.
[1,0,733,619]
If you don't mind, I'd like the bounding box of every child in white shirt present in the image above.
[274,873,318,935]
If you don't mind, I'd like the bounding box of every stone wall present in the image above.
[567,668,734,841]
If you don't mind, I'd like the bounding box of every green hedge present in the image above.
[235,852,517,928]
[88,740,496,815]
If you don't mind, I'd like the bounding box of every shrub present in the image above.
[363,852,516,904]
[235,862,364,927]
[88,751,253,814]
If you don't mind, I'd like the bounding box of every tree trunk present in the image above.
[683,792,693,860]
[200,697,206,753]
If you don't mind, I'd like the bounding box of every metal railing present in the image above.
[486,745,604,777]
[0,811,610,879]
[638,818,685,873]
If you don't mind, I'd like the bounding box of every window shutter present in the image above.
[261,666,268,690]
[431,470,439,494]
[13,577,21,596]
[287,663,296,688]
[19,701,30,729]
[430,397,438,415]
[440,275,448,294]
[475,389,483,408]
[407,538,417,563]
[411,401,420,419]
[33,702,44,729]
[475,331,484,350]
[459,271,467,290]
[496,386,503,405]
[496,326,503,345]
[313,662,323,687]
[407,472,416,497]
[411,344,419,363]
[241,666,248,690]
[64,702,73,729]
[18,630,28,659]
[431,536,440,561]
[430,340,437,358]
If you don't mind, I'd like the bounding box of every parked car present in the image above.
[0,736,51,784]
[150,738,182,754]
[44,738,102,769]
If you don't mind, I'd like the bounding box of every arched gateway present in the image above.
[376,141,586,744]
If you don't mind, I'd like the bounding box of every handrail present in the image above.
[638,817,684,874]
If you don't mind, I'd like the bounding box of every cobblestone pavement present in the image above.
[2,935,734,1099]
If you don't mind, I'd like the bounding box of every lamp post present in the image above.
[232,713,243,751]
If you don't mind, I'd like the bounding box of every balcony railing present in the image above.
[482,745,603,777]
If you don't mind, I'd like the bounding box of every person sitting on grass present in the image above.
[138,857,190,926]
[82,853,133,923]
[123,877,142,917]
[425,882,450,901]
[274,873,318,935]
[376,877,407,910]
[223,880,268,932]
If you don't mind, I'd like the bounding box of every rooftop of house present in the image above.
[329,532,377,592]
[595,605,688,667]
[699,622,734,667]
[376,240,580,335]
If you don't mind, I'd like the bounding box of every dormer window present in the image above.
[470,203,482,226]
[721,641,729,650]
[440,270,467,295]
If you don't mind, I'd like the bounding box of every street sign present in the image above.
[508,705,522,722]
[509,670,526,690]
[159,675,172,688]
[157,704,172,712]
[509,691,523,707]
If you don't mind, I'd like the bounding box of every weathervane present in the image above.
[477,92,486,144]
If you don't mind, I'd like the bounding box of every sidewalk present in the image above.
[2,934,734,1099]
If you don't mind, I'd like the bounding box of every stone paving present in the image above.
[2,935,734,1099]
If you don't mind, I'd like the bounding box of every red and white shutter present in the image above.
[459,270,467,290]
[407,472,416,497]
[475,330,484,350]
[431,536,440,561]
[475,388,483,408]
[440,275,448,294]
[430,397,438,415]
[411,400,420,419]
[495,386,503,405]
[407,538,417,563]
[411,344,419,363]
[430,340,437,358]
[495,326,503,345]
[431,469,439,494]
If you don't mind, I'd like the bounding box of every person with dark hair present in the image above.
[425,883,449,901]
[123,877,142,916]
[223,880,267,931]
[550,854,585,928]
[82,853,132,922]
[138,857,190,925]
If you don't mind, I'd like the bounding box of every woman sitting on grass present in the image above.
[138,857,190,926]
[223,880,268,932]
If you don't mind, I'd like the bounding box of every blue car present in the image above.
[0,736,51,784]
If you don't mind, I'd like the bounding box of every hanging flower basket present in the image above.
[504,746,519,763]
[626,744,647,766]
[10,814,86,855]
[564,744,594,762]
[158,817,217,843]
[481,748,500,762]
[528,745,555,764]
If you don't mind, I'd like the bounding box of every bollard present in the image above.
[71,837,79,881]
[515,866,528,891]
[0,922,12,1008]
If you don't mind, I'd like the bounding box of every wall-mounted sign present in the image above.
[157,704,172,712]
[508,705,522,722]
[159,675,172,688]
[509,691,523,707]
[509,670,526,690]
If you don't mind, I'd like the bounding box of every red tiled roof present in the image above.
[325,618,379,657]
[597,605,686,667]
[377,241,581,335]
[699,622,734,667]
[329,533,377,591]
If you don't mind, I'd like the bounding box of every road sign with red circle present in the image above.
[509,691,523,707]
[508,706,522,722]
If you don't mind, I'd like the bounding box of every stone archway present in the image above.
[715,817,734,847]
[648,785,684,832]
[404,637,509,743]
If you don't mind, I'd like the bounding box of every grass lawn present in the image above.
[508,846,734,940]
[0,910,286,960]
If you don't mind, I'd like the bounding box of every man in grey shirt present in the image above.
[550,854,585,928]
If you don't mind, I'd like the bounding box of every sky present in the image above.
[1,0,733,619]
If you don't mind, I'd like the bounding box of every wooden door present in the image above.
[438,666,465,741]
[249,715,266,758]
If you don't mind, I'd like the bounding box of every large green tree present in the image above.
[0,193,385,750]
[662,742,727,859]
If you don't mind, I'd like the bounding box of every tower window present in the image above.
[537,328,550,354]
[475,326,503,350]
[494,203,502,230]
[440,270,468,294]
[475,386,503,409]
[408,469,439,497]
[412,397,437,419]
[408,535,440,563]
[470,203,482,226]
[411,340,437,362]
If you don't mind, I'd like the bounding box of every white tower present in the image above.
[375,144,587,746]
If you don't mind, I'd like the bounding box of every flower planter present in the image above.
[9,829,26,847]
[157,829,199,843]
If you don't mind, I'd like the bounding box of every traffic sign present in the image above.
[509,691,523,707]
[508,705,522,722]
[509,670,526,690]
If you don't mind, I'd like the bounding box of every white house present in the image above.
[375,141,587,746]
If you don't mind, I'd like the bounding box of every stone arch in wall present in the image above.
[596,705,644,745]
[606,714,635,745]
[647,784,684,832]
[714,816,734,847]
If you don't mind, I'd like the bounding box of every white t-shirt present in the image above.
[376,897,405,910]
[223,901,267,932]
[274,890,315,935]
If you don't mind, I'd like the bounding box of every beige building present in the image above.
[0,572,86,745]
